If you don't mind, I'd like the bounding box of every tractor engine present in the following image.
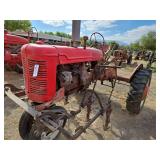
[21,43,103,103]
[57,63,91,95]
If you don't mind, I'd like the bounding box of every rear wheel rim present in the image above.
[139,77,151,111]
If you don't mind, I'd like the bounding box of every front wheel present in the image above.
[126,69,152,114]
[28,106,67,140]
[19,111,34,140]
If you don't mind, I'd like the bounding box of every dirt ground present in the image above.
[4,62,156,140]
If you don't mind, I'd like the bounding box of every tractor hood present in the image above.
[21,43,103,64]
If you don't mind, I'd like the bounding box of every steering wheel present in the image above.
[89,32,105,49]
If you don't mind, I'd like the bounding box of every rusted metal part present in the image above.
[99,64,122,68]
[104,49,129,66]
[4,83,23,92]
[41,94,111,140]
[44,86,111,139]
[142,86,149,100]
[80,63,92,87]
[72,109,103,139]
[86,105,91,121]
[58,63,83,95]
[116,76,130,83]
[142,70,152,100]
[81,90,96,108]
[46,108,104,140]
[117,64,144,83]
[80,89,97,121]
[4,83,26,98]
[31,110,67,140]
[93,65,117,82]
[5,87,40,118]
[103,102,112,130]
[113,50,128,61]
[34,87,65,111]
[103,68,117,80]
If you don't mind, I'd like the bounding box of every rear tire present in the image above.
[126,69,152,114]
[19,111,34,140]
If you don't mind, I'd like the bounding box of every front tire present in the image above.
[126,69,152,114]
[19,111,34,140]
[28,106,67,140]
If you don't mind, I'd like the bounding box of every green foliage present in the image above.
[4,20,31,31]
[120,45,130,50]
[44,31,54,35]
[108,41,119,50]
[55,32,71,38]
[130,41,142,51]
[128,31,156,52]
[140,31,156,51]
[41,31,71,39]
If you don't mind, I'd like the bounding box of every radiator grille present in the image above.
[22,56,26,74]
[28,59,48,95]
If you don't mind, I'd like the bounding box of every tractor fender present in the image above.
[129,64,143,83]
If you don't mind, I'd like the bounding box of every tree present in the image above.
[120,45,130,50]
[4,20,31,31]
[55,32,71,38]
[140,31,156,51]
[129,41,142,51]
[108,41,119,50]
[40,31,71,39]
[43,31,55,35]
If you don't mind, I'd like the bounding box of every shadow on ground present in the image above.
[58,91,156,140]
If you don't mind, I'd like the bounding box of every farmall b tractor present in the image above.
[5,21,152,140]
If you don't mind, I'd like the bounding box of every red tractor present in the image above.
[4,21,152,140]
[4,30,29,73]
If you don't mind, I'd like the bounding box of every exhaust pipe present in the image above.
[72,20,81,47]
